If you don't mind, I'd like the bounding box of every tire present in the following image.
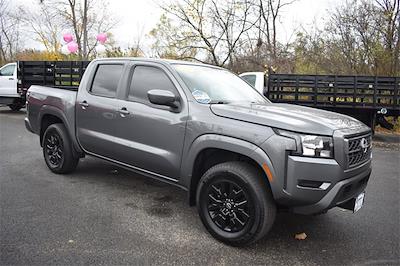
[313,210,328,216]
[42,123,78,174]
[8,104,22,111]
[196,161,276,246]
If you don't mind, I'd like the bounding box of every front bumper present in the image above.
[291,166,371,214]
[279,154,371,215]
[262,129,372,215]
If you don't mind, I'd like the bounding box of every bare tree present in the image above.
[128,23,146,57]
[149,13,200,59]
[0,0,23,64]
[154,0,257,67]
[257,0,296,61]
[38,0,117,59]
[19,2,64,54]
[375,0,400,74]
[227,0,296,72]
[292,0,399,76]
[325,0,399,75]
[211,0,257,67]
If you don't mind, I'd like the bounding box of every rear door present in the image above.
[76,62,128,160]
[0,63,17,96]
[111,62,188,180]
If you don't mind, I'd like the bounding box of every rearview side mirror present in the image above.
[147,89,180,110]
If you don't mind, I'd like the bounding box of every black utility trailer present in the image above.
[17,60,90,93]
[12,60,90,110]
[267,74,399,131]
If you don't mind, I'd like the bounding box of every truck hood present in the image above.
[210,103,368,135]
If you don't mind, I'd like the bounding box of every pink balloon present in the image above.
[96,33,107,44]
[67,42,79,53]
[63,33,73,43]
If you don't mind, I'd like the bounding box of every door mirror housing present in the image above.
[147,89,180,109]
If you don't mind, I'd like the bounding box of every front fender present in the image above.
[180,134,279,199]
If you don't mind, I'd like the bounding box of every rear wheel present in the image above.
[42,123,78,174]
[196,161,276,246]
[8,104,22,111]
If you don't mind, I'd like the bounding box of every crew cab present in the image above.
[25,58,372,246]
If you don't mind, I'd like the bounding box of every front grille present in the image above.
[345,133,372,168]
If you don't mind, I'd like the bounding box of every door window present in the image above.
[90,64,123,98]
[0,65,15,76]
[241,74,256,88]
[128,66,177,104]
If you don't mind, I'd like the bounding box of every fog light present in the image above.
[298,180,331,190]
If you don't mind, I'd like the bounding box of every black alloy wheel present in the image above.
[42,123,79,174]
[44,132,64,168]
[197,162,276,246]
[206,180,253,233]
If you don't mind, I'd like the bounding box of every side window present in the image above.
[128,66,177,103]
[0,65,15,76]
[90,64,123,98]
[241,75,256,88]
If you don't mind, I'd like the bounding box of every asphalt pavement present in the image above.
[0,107,399,265]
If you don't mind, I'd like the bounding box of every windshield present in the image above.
[173,64,268,104]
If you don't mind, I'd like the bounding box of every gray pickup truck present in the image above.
[25,58,372,246]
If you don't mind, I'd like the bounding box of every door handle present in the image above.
[9,77,14,80]
[80,101,89,109]
[118,107,130,117]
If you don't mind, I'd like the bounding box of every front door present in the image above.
[113,63,188,180]
[0,63,17,96]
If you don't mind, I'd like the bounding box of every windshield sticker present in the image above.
[192,90,211,104]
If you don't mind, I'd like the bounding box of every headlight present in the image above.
[275,129,334,158]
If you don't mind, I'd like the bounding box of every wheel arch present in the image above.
[38,105,83,156]
[181,134,277,206]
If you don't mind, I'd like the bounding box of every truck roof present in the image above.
[91,57,223,70]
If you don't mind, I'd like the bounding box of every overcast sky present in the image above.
[110,0,339,47]
[14,0,341,50]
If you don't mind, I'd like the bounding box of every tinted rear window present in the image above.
[91,64,123,97]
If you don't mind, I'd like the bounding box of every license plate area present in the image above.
[338,192,365,213]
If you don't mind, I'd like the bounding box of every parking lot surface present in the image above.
[1,108,399,265]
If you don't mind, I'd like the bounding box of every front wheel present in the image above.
[196,161,276,246]
[42,123,78,174]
